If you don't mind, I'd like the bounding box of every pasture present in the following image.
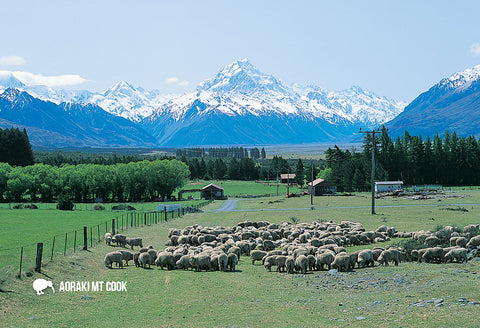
[1,188,480,327]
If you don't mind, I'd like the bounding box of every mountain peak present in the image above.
[439,64,480,90]
[198,59,290,95]
[0,72,26,89]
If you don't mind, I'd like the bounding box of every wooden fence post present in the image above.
[64,233,68,256]
[83,226,88,250]
[112,219,116,236]
[35,243,43,273]
[144,213,147,226]
[155,212,157,224]
[18,247,23,278]
[164,206,167,221]
[51,236,56,261]
[74,231,77,253]
[90,227,93,247]
[97,225,100,242]
[131,212,133,227]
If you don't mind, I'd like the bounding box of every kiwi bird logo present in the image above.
[33,279,55,295]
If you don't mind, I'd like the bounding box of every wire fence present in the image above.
[0,201,211,278]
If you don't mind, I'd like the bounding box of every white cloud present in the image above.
[469,43,480,56]
[165,76,190,87]
[165,77,180,84]
[0,56,26,66]
[1,70,88,87]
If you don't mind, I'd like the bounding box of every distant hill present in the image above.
[385,65,480,138]
[0,88,158,147]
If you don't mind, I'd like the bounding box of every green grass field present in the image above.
[1,183,480,327]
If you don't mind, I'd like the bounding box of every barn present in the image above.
[280,173,296,184]
[375,181,403,193]
[200,183,225,200]
[307,178,337,196]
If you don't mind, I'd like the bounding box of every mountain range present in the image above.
[2,59,479,147]
[0,59,406,147]
[385,64,480,138]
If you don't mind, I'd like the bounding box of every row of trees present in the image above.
[176,147,266,159]
[0,127,34,167]
[0,159,190,203]
[325,128,480,192]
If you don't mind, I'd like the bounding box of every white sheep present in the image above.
[105,232,112,246]
[125,237,143,250]
[104,251,124,269]
[138,252,152,269]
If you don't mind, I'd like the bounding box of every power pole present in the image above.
[287,168,290,196]
[310,160,314,205]
[276,170,279,196]
[359,128,379,215]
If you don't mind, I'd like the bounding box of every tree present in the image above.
[261,147,266,159]
[295,159,304,186]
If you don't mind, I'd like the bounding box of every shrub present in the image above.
[12,203,38,209]
[57,193,74,211]
[112,204,136,211]
[93,204,105,211]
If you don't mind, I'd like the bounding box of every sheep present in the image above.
[125,237,143,250]
[117,250,134,266]
[133,251,140,267]
[331,253,351,272]
[357,249,374,268]
[104,251,123,269]
[176,255,191,270]
[190,253,213,272]
[444,248,468,263]
[138,252,152,269]
[236,241,251,256]
[218,253,229,271]
[315,251,335,271]
[227,253,238,272]
[378,249,399,266]
[467,235,480,249]
[307,254,316,271]
[250,250,268,265]
[421,247,444,263]
[263,255,277,272]
[275,255,287,272]
[155,251,176,270]
[147,249,157,264]
[105,232,112,246]
[113,234,127,247]
[227,246,241,260]
[294,255,308,274]
[285,256,295,274]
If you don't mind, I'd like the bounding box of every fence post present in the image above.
[131,212,133,227]
[112,219,116,236]
[51,236,56,261]
[97,225,100,242]
[18,247,23,278]
[144,213,147,226]
[164,206,167,221]
[35,243,43,273]
[83,226,88,250]
[155,212,157,224]
[90,227,93,247]
[74,231,77,253]
[64,233,68,256]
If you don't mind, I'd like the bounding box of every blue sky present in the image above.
[1,1,480,102]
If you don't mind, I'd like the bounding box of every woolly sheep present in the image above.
[189,253,212,272]
[263,255,277,271]
[357,249,374,268]
[227,253,238,272]
[104,251,123,269]
[315,251,335,271]
[117,250,134,266]
[134,251,140,267]
[467,235,480,249]
[105,232,112,246]
[217,253,228,271]
[331,253,351,272]
[378,249,399,266]
[227,246,241,260]
[113,234,127,247]
[176,255,191,270]
[294,255,308,274]
[138,252,152,269]
[155,251,176,270]
[307,254,316,271]
[147,249,157,264]
[250,250,267,265]
[275,255,287,272]
[236,241,251,256]
[285,256,295,274]
[421,247,444,263]
[125,237,143,250]
[444,248,468,263]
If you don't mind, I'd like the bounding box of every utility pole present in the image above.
[359,128,380,215]
[310,160,314,205]
[276,170,279,196]
[287,168,290,196]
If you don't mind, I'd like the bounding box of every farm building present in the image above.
[280,173,296,184]
[375,181,403,193]
[308,178,337,196]
[200,183,225,200]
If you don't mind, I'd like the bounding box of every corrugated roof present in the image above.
[200,183,224,191]
[375,181,403,185]
[280,174,296,179]
[307,178,335,187]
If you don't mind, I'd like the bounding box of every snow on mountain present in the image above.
[438,64,480,91]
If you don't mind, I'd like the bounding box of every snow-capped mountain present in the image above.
[385,64,480,138]
[141,59,405,146]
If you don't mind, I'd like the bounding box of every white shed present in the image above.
[375,181,403,193]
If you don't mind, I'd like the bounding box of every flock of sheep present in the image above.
[102,220,480,274]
